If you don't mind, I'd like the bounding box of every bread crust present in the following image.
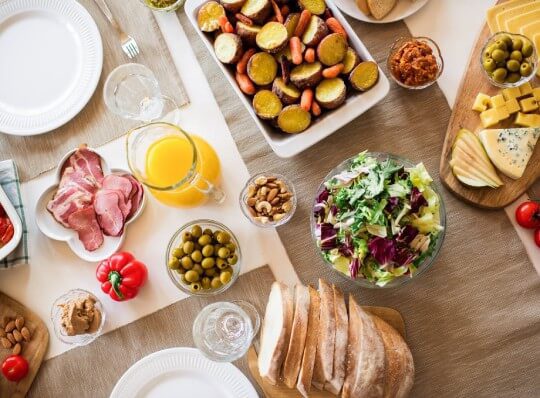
[324,284,348,395]
[312,278,336,389]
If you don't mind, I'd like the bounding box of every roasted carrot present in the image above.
[281,5,290,18]
[322,63,344,78]
[290,37,303,65]
[311,100,322,116]
[300,89,313,112]
[225,22,235,33]
[294,9,312,37]
[280,55,291,85]
[235,72,256,95]
[218,15,229,32]
[325,17,347,40]
[304,48,316,63]
[270,0,283,23]
[237,48,256,74]
[235,13,253,26]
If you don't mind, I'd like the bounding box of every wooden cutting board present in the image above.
[247,306,405,398]
[439,0,540,209]
[0,292,49,398]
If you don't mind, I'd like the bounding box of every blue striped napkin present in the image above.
[0,160,28,268]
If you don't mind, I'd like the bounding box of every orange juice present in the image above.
[145,135,221,207]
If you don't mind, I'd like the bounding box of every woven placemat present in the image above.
[0,0,188,182]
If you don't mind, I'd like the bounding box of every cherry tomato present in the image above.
[2,355,29,382]
[515,201,540,229]
[535,229,540,248]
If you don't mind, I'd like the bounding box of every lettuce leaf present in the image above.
[405,163,433,192]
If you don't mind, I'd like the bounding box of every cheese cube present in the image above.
[502,86,521,101]
[505,98,520,114]
[519,82,533,97]
[472,93,492,112]
[532,87,540,102]
[491,94,505,108]
[494,105,509,120]
[480,108,501,128]
[519,97,538,113]
[515,112,540,128]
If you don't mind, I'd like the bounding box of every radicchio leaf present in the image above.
[385,197,400,213]
[320,223,338,250]
[393,246,417,266]
[396,225,419,244]
[410,187,428,213]
[367,237,396,267]
[339,233,354,257]
[317,188,329,203]
[349,257,359,279]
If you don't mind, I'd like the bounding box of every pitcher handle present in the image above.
[192,174,226,204]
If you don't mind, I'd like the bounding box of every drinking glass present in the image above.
[126,121,225,206]
[192,300,260,362]
[103,63,176,122]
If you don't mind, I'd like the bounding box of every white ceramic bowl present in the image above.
[184,0,390,158]
[0,185,22,263]
[35,147,146,262]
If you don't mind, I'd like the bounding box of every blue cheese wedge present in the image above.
[478,128,540,179]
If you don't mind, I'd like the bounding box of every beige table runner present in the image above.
[0,0,188,181]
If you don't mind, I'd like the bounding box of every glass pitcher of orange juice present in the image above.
[126,122,224,207]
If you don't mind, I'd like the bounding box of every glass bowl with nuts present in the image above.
[166,219,241,296]
[239,173,297,228]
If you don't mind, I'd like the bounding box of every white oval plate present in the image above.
[0,0,103,135]
[334,0,429,23]
[110,348,258,398]
[0,185,22,264]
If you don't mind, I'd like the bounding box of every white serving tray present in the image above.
[35,147,146,263]
[185,0,390,158]
[0,185,23,263]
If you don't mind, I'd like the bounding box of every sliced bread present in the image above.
[324,284,348,395]
[258,282,294,385]
[371,315,415,398]
[356,0,371,16]
[296,286,321,398]
[367,0,397,20]
[283,284,311,388]
[342,296,386,398]
[312,278,336,390]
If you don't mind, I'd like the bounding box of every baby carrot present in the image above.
[304,48,316,63]
[235,72,256,95]
[325,17,347,40]
[301,89,313,112]
[322,63,344,78]
[311,100,322,116]
[270,0,284,23]
[290,37,303,65]
[235,13,253,26]
[224,21,234,33]
[237,48,256,74]
[218,15,228,32]
[294,9,312,37]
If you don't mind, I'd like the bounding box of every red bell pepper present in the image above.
[96,252,147,301]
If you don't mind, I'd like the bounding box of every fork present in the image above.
[93,0,140,59]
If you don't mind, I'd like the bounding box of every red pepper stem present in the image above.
[109,271,124,300]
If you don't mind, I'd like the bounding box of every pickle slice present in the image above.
[277,105,312,133]
[197,1,226,32]
[253,90,283,119]
[349,61,379,91]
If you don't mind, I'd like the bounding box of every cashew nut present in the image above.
[254,176,267,186]
[255,201,272,214]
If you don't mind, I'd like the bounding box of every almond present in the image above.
[1,337,12,349]
[12,329,22,343]
[12,343,21,355]
[0,329,5,338]
[21,327,31,342]
[15,316,24,331]
[6,333,16,345]
[5,320,15,333]
[267,188,279,202]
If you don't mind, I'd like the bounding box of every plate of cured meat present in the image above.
[35,145,145,262]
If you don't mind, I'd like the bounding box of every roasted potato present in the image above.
[247,52,278,85]
[342,47,360,74]
[301,16,328,47]
[214,33,243,64]
[277,105,312,133]
[220,0,246,12]
[273,77,301,104]
[284,13,300,38]
[349,61,379,91]
[236,22,261,46]
[290,62,323,89]
[317,33,347,66]
[253,90,283,119]
[315,78,346,109]
[298,0,326,15]
[197,1,226,32]
[256,22,289,53]
[240,0,271,24]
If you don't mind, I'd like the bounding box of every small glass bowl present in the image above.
[166,219,242,297]
[239,173,297,228]
[139,0,184,12]
[50,289,106,346]
[310,152,447,289]
[479,32,538,88]
[386,36,444,90]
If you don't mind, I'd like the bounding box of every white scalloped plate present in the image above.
[333,0,429,24]
[110,348,258,398]
[0,0,103,135]
[35,147,146,262]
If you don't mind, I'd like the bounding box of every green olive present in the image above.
[203,228,213,236]
[512,38,523,51]
[168,257,180,269]
[505,72,521,83]
[182,231,192,242]
[193,263,204,275]
[501,35,513,49]
[175,267,186,275]
[495,40,507,51]
[190,282,202,292]
[218,247,230,259]
[183,241,195,254]
[181,256,194,270]
[222,266,233,274]
[201,277,211,289]
[507,59,520,72]
[202,257,215,269]
[491,48,506,62]
[216,258,228,269]
[522,40,533,57]
[483,44,496,59]
[185,270,199,283]
[220,271,232,284]
[520,62,533,76]
[510,50,523,62]
[225,242,237,252]
[483,58,496,72]
[202,244,214,257]
[191,250,203,263]
[205,267,217,277]
[227,254,238,265]
[492,67,507,82]
[180,274,189,284]
[216,232,231,244]
[172,247,184,258]
[198,234,212,246]
[191,225,203,239]
[211,277,222,289]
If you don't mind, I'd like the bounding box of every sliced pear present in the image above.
[451,164,491,188]
[452,146,503,187]
[457,129,498,169]
[450,158,500,188]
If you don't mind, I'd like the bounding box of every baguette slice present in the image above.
[258,282,294,385]
[283,285,311,388]
[296,286,321,398]
[342,296,386,398]
[366,0,396,20]
[371,315,414,398]
[324,285,348,395]
[312,279,335,389]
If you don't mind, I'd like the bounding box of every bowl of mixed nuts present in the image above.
[239,173,296,228]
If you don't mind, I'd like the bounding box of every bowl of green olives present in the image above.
[166,220,241,296]
[481,32,537,88]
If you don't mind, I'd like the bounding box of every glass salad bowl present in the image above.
[310,152,446,289]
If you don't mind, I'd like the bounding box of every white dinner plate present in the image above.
[110,348,259,398]
[0,0,103,135]
[334,0,429,23]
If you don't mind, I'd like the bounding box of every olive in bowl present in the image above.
[166,220,241,296]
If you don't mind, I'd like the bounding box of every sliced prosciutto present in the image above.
[124,174,144,219]
[69,146,104,184]
[94,190,125,237]
[67,207,104,251]
[47,187,93,227]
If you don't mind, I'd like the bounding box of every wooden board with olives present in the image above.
[168,224,239,293]
[481,33,536,87]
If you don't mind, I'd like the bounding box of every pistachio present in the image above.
[12,343,21,356]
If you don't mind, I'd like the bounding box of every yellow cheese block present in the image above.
[496,2,540,33]
[515,112,540,127]
[502,86,522,100]
[506,98,521,113]
[520,96,539,112]
[480,108,501,128]
[505,9,540,32]
[532,87,540,101]
[491,94,506,108]
[472,93,492,112]
[486,0,537,33]
[534,33,540,77]
[520,82,534,96]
